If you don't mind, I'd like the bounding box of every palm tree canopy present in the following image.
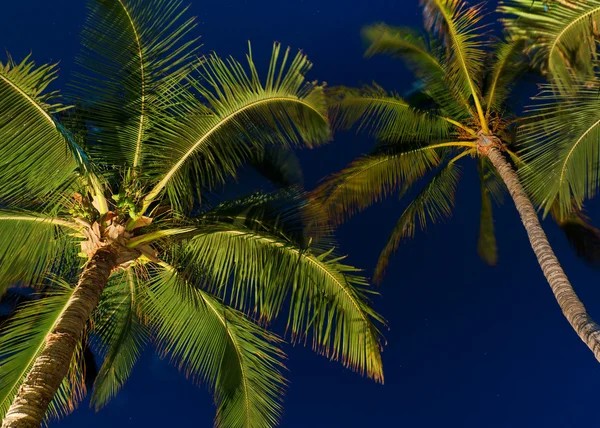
[0,0,384,427]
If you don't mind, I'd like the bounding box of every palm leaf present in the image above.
[0,54,79,205]
[141,42,330,213]
[518,81,600,217]
[171,220,384,381]
[0,279,86,422]
[500,0,600,90]
[89,268,149,410]
[374,163,460,281]
[420,0,488,127]
[72,0,197,170]
[0,211,82,295]
[314,145,442,225]
[477,160,498,266]
[141,265,285,428]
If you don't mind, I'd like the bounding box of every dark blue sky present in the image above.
[3,1,600,427]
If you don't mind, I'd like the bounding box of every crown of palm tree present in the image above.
[0,1,384,427]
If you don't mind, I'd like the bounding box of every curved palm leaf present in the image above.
[0,279,86,422]
[173,221,384,381]
[477,159,498,266]
[0,211,82,295]
[89,268,148,410]
[142,42,330,213]
[141,265,285,428]
[73,0,197,170]
[373,163,460,281]
[0,55,78,205]
[499,0,600,90]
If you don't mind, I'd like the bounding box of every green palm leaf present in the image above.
[315,145,442,225]
[373,163,460,281]
[518,81,600,217]
[500,0,600,90]
[0,211,82,295]
[73,0,197,170]
[89,268,149,410]
[142,42,330,213]
[173,221,384,381]
[0,279,86,422]
[0,55,78,205]
[141,265,285,428]
[477,160,498,266]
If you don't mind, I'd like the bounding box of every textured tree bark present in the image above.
[487,145,600,362]
[2,246,121,428]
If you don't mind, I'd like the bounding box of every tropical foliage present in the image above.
[0,0,384,427]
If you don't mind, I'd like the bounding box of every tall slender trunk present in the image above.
[2,246,120,428]
[486,145,600,361]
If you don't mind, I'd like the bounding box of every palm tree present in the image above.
[0,1,384,427]
[315,0,600,364]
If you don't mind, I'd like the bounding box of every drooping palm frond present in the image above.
[373,163,461,281]
[0,54,79,206]
[248,146,304,188]
[171,220,384,381]
[499,0,600,90]
[328,84,458,143]
[73,0,198,170]
[0,211,82,295]
[550,204,600,269]
[420,0,488,127]
[89,268,148,410]
[141,265,285,428]
[362,23,470,119]
[314,145,443,225]
[0,279,86,421]
[142,42,330,214]
[483,38,528,116]
[477,159,498,266]
[518,81,600,217]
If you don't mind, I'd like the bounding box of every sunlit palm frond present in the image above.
[141,265,285,428]
[518,81,600,217]
[0,279,86,422]
[89,268,148,410]
[483,38,527,116]
[0,54,79,206]
[373,162,460,281]
[73,0,197,169]
[314,145,442,225]
[499,0,600,90]
[328,84,457,143]
[142,42,330,214]
[420,0,487,126]
[170,219,384,381]
[362,23,470,119]
[0,211,82,295]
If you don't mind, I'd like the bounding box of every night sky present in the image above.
[3,0,600,427]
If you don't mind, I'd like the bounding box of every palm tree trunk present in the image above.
[1,246,121,428]
[486,145,600,362]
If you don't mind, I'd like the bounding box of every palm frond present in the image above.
[362,23,470,119]
[171,220,384,381]
[518,81,600,216]
[552,204,600,269]
[314,145,442,225]
[73,0,198,169]
[420,0,488,127]
[89,268,148,410]
[374,163,460,281]
[0,211,82,295]
[328,84,456,143]
[483,38,527,116]
[0,54,79,205]
[500,0,600,90]
[0,279,86,421]
[248,146,304,188]
[141,265,285,428]
[142,42,330,213]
